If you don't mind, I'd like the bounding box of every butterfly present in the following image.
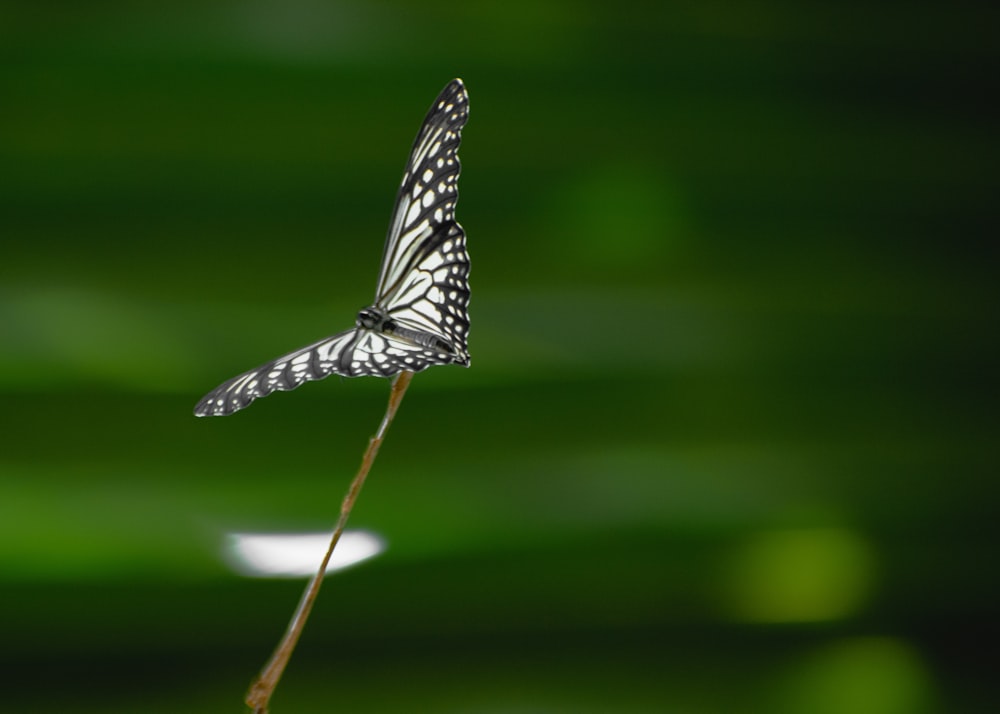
[194,79,471,417]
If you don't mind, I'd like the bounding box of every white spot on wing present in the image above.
[422,251,444,270]
[405,200,422,228]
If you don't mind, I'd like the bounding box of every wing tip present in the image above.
[193,402,221,418]
[193,392,242,417]
[440,78,469,108]
[193,397,212,417]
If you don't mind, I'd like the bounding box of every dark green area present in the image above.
[1,2,996,712]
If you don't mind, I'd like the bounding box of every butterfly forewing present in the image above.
[376,81,469,297]
[194,330,362,416]
[194,79,471,417]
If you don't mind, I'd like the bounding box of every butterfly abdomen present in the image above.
[384,321,455,356]
[358,306,455,356]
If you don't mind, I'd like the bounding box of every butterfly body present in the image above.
[356,307,457,357]
[195,79,470,417]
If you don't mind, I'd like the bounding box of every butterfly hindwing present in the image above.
[383,222,470,364]
[357,331,459,376]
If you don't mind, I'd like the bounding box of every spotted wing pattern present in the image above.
[193,79,471,417]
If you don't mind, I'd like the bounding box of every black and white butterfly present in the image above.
[194,79,471,417]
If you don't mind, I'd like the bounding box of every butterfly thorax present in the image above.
[357,307,388,330]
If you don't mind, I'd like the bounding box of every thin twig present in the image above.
[245,370,415,713]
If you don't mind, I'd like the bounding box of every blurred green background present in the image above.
[1,1,997,712]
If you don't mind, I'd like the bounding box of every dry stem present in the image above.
[245,370,415,713]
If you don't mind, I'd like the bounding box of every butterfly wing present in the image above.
[195,330,363,416]
[375,79,471,364]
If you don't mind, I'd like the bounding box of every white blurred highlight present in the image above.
[225,530,385,578]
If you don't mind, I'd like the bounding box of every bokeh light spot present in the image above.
[720,527,875,623]
[224,530,385,578]
[773,637,936,714]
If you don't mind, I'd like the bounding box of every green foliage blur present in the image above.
[1,2,996,712]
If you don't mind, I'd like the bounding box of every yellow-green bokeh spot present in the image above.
[772,637,936,714]
[720,527,875,623]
